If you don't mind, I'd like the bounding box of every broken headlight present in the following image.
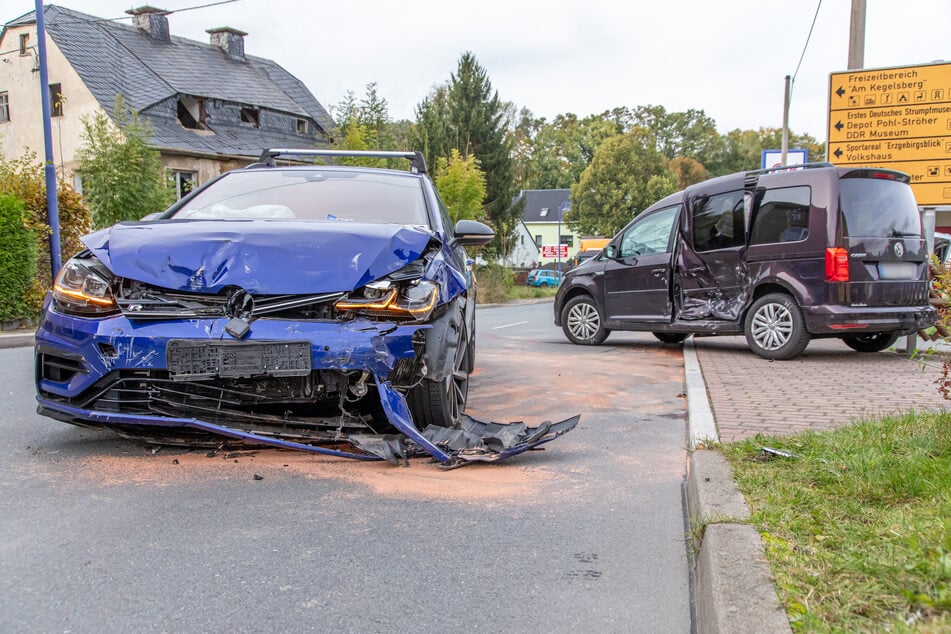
[52,255,119,316]
[335,279,439,321]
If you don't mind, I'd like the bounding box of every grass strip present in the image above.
[722,412,951,632]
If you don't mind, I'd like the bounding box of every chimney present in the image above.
[207,27,247,62]
[126,6,171,43]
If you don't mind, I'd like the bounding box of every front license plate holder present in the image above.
[166,340,312,380]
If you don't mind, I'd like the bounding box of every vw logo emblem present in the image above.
[894,242,905,257]
[225,288,254,320]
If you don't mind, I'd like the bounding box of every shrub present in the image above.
[0,194,38,322]
[474,262,515,304]
[0,152,92,314]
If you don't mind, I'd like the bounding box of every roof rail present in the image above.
[258,149,428,174]
[746,161,834,177]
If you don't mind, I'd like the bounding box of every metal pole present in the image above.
[557,209,562,277]
[781,75,791,166]
[847,0,866,70]
[35,0,62,281]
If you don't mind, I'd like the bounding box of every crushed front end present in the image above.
[35,246,576,466]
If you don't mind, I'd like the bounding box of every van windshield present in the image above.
[839,178,921,238]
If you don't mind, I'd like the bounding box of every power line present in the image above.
[792,0,822,87]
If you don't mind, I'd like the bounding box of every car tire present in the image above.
[561,295,610,345]
[841,332,899,353]
[653,332,687,344]
[744,293,810,360]
[407,319,470,427]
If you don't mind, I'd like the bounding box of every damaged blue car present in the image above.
[34,150,577,466]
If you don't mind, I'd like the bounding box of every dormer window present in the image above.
[177,96,208,130]
[240,107,259,128]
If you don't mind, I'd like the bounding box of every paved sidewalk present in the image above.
[692,336,949,442]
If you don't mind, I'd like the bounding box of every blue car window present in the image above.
[174,169,430,226]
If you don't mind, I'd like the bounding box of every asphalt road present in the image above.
[0,302,691,632]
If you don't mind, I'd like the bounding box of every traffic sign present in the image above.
[541,245,568,258]
[828,62,951,205]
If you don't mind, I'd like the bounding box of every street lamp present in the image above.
[557,200,571,277]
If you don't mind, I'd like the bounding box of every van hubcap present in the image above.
[567,302,600,340]
[750,303,793,350]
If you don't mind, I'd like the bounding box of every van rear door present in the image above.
[835,171,930,307]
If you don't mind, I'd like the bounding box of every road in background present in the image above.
[0,302,690,632]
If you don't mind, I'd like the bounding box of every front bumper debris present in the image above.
[36,308,578,467]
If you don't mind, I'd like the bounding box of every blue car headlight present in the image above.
[52,255,119,317]
[335,279,439,321]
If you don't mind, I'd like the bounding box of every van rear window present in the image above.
[839,179,921,238]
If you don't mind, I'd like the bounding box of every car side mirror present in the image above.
[453,219,495,247]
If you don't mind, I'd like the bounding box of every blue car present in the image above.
[526,269,563,287]
[35,150,576,466]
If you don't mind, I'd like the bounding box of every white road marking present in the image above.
[491,321,528,330]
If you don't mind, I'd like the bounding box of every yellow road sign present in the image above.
[828,62,951,205]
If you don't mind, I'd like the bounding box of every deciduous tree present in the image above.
[568,128,677,236]
[76,96,174,228]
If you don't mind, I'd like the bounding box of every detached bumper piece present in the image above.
[350,415,581,468]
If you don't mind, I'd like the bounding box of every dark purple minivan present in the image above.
[554,163,935,360]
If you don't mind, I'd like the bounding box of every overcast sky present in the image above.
[5,1,951,142]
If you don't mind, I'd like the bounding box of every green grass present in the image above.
[504,285,559,301]
[721,413,951,632]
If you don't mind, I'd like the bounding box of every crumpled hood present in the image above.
[82,219,435,294]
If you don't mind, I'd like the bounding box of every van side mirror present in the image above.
[605,245,617,259]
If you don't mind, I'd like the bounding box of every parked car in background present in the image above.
[554,164,934,360]
[35,150,577,465]
[526,269,563,287]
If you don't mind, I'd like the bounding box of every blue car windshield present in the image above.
[172,169,431,226]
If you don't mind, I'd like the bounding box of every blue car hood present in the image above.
[82,219,435,294]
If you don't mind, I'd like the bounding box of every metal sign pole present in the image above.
[35,0,62,281]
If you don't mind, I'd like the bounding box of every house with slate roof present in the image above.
[518,188,582,266]
[0,4,334,196]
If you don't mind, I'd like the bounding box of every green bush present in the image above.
[0,152,92,315]
[0,194,38,322]
[475,262,515,304]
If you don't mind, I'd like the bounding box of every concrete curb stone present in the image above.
[683,336,791,633]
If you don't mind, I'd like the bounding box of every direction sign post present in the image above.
[828,62,951,206]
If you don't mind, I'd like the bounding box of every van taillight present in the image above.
[825,247,849,282]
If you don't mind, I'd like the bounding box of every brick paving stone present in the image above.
[693,336,949,442]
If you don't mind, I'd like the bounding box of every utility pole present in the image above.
[848,0,866,70]
[781,75,791,165]
[35,0,62,281]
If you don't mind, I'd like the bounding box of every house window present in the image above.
[177,97,208,130]
[539,207,549,217]
[0,93,9,123]
[240,107,259,128]
[535,234,542,247]
[172,171,197,199]
[559,235,574,247]
[49,84,63,117]
[19,33,29,55]
[296,118,307,135]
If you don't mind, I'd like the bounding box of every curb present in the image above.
[0,332,33,349]
[683,336,791,633]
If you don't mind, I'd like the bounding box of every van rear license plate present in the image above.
[167,340,311,380]
[877,262,916,280]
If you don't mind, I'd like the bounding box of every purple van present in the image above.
[554,163,935,360]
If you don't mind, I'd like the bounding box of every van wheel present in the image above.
[653,332,687,344]
[562,296,609,345]
[841,332,899,353]
[744,293,810,360]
